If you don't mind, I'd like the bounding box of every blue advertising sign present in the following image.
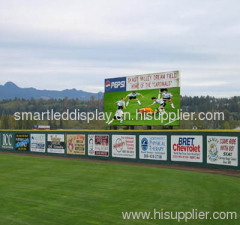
[104,77,126,93]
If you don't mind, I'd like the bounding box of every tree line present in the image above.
[0,96,239,129]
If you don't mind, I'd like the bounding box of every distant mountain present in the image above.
[0,82,103,100]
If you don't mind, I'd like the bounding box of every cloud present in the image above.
[0,0,239,96]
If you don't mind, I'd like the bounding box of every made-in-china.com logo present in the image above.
[113,138,125,152]
[208,137,219,162]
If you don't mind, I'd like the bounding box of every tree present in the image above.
[1,113,9,129]
[224,121,230,129]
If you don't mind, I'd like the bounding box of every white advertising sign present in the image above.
[47,134,65,154]
[88,135,109,157]
[112,135,136,159]
[30,134,46,152]
[139,135,167,160]
[171,135,203,163]
[207,136,238,167]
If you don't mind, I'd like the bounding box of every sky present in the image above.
[0,0,239,97]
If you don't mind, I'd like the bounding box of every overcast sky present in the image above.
[0,0,239,96]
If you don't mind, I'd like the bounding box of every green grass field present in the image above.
[0,154,240,224]
[104,88,180,126]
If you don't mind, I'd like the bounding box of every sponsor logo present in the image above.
[172,137,200,152]
[105,80,110,88]
[88,137,94,151]
[68,138,74,152]
[113,138,125,152]
[50,135,61,144]
[171,136,203,163]
[15,134,30,151]
[105,77,126,92]
[2,134,13,149]
[141,137,148,151]
[15,139,29,148]
[110,81,125,89]
[208,137,219,162]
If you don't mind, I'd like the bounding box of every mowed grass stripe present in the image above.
[0,154,239,225]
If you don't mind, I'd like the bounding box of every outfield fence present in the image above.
[0,129,239,170]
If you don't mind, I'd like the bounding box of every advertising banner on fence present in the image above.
[207,136,238,167]
[15,134,30,151]
[88,135,109,157]
[112,135,136,159]
[47,134,65,154]
[30,134,46,153]
[67,135,85,155]
[1,133,14,150]
[139,135,167,160]
[171,135,203,163]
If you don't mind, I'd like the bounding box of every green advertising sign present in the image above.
[1,133,14,150]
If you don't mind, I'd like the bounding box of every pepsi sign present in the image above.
[105,77,126,92]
